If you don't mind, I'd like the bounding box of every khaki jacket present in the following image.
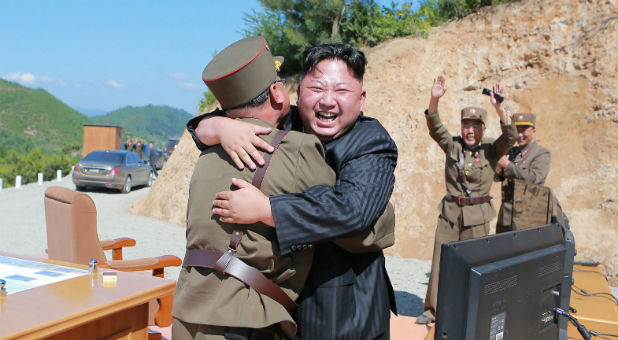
[501,140,551,185]
[425,110,517,226]
[173,117,395,338]
[497,140,551,226]
[173,118,336,337]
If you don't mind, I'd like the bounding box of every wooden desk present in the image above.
[0,254,175,340]
[568,264,618,339]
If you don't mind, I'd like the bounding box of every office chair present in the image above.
[43,186,182,327]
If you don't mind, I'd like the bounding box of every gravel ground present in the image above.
[2,177,615,318]
[0,176,432,317]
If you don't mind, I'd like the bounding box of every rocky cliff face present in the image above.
[130,0,618,282]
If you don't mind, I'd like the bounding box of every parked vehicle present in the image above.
[72,150,154,193]
[163,138,180,160]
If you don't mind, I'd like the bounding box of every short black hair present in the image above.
[300,43,367,81]
[226,76,285,110]
[227,86,270,110]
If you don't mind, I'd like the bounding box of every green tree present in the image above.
[423,0,514,21]
[0,146,77,188]
[243,0,347,75]
[243,0,436,74]
[341,0,425,47]
[242,0,519,76]
[197,90,217,112]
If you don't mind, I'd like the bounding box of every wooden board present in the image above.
[568,264,618,339]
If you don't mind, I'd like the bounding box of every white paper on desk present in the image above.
[0,256,88,295]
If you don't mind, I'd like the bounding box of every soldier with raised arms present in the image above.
[416,74,517,325]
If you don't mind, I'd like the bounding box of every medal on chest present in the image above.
[473,150,481,162]
[520,147,529,159]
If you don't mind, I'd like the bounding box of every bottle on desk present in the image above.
[89,258,98,274]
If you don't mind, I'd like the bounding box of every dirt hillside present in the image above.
[130,0,618,282]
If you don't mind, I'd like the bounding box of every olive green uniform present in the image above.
[423,109,517,315]
[173,35,395,339]
[495,140,551,233]
[172,118,336,339]
[173,117,396,339]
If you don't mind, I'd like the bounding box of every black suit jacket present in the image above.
[273,108,398,340]
[186,107,398,339]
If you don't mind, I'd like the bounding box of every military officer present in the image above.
[171,36,338,340]
[173,36,395,340]
[186,43,398,339]
[416,75,517,325]
[495,113,551,233]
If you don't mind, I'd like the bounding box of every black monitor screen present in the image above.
[435,223,575,340]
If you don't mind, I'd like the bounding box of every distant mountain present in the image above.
[0,79,91,153]
[0,79,190,153]
[92,105,191,146]
[72,106,108,117]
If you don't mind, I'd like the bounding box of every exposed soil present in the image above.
[130,0,618,283]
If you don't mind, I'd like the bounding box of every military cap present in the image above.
[461,106,487,124]
[202,36,283,109]
[512,112,536,126]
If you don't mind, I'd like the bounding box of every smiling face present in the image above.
[297,59,366,142]
[461,119,485,147]
[516,125,535,148]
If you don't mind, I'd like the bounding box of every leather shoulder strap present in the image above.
[251,130,288,189]
[211,129,293,313]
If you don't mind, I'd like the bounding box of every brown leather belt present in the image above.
[450,195,492,206]
[182,130,295,314]
[183,248,296,314]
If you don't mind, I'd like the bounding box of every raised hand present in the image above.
[431,75,447,99]
[428,75,447,114]
[490,82,505,112]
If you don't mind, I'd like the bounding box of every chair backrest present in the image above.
[44,186,108,265]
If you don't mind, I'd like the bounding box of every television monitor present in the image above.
[434,223,575,340]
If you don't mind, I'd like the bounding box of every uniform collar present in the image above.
[464,143,482,153]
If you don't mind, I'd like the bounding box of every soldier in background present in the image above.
[134,138,144,160]
[416,75,517,325]
[123,137,134,151]
[495,113,551,233]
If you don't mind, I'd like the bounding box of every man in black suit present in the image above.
[188,43,398,339]
[147,142,159,177]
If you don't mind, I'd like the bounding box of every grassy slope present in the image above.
[0,79,90,153]
[93,104,191,145]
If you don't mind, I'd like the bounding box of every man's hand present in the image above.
[496,155,509,174]
[196,117,274,170]
[220,119,274,170]
[490,82,505,113]
[428,75,447,114]
[431,75,447,99]
[212,178,275,226]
